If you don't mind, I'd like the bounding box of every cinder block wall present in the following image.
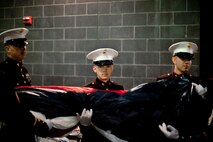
[0,0,200,90]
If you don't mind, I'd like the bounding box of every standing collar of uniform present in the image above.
[5,57,23,66]
[172,72,191,77]
[95,78,111,85]
[171,72,192,82]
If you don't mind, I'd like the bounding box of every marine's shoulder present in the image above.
[0,60,6,65]
[110,80,123,86]
[156,72,173,81]
[110,81,124,90]
[0,60,7,70]
[83,81,95,87]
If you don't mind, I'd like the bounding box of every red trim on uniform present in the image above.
[16,86,128,95]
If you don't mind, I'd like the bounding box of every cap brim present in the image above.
[5,38,28,48]
[174,52,194,60]
[93,60,113,66]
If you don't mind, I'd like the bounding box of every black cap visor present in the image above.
[174,52,194,60]
[5,38,28,48]
[93,60,113,67]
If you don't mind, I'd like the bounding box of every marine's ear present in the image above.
[92,65,97,73]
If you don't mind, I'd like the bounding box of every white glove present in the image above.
[158,123,179,139]
[76,108,93,126]
[191,82,207,99]
[45,119,53,130]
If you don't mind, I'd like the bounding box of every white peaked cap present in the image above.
[169,41,198,55]
[0,28,29,43]
[86,48,118,62]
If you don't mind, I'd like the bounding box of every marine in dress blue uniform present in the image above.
[0,28,50,142]
[0,27,31,88]
[157,41,199,82]
[82,48,124,142]
[157,41,212,142]
[83,48,124,90]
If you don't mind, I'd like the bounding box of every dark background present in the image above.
[200,0,212,80]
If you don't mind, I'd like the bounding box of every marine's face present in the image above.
[5,44,27,62]
[93,64,113,82]
[172,56,192,75]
